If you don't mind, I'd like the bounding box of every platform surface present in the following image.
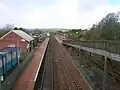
[13,38,49,90]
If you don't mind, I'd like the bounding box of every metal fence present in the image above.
[62,40,120,54]
[1,49,35,90]
[0,47,20,82]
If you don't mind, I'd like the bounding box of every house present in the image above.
[0,30,34,54]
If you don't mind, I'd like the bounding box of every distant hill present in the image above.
[41,28,69,32]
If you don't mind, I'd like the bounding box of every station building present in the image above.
[0,30,34,54]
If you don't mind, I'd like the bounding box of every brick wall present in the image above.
[0,32,28,54]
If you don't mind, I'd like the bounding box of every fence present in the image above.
[1,49,35,90]
[63,40,120,54]
[0,47,20,82]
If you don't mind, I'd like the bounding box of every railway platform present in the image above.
[13,38,49,90]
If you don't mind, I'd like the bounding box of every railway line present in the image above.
[34,36,90,90]
[53,36,90,90]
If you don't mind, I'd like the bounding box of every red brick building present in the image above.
[0,30,34,54]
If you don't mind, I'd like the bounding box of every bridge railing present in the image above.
[62,40,120,54]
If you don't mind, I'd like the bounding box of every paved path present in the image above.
[13,38,49,90]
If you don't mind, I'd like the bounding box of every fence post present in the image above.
[103,56,107,90]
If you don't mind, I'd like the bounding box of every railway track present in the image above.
[52,36,89,90]
[34,38,53,90]
[34,36,89,90]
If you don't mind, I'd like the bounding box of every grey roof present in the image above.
[12,30,34,42]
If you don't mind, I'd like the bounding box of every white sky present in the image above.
[0,0,120,29]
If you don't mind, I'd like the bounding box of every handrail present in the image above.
[62,40,120,54]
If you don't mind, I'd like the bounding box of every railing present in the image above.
[62,40,120,54]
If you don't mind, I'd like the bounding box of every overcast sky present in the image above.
[0,0,120,29]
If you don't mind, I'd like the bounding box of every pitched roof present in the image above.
[0,30,34,42]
